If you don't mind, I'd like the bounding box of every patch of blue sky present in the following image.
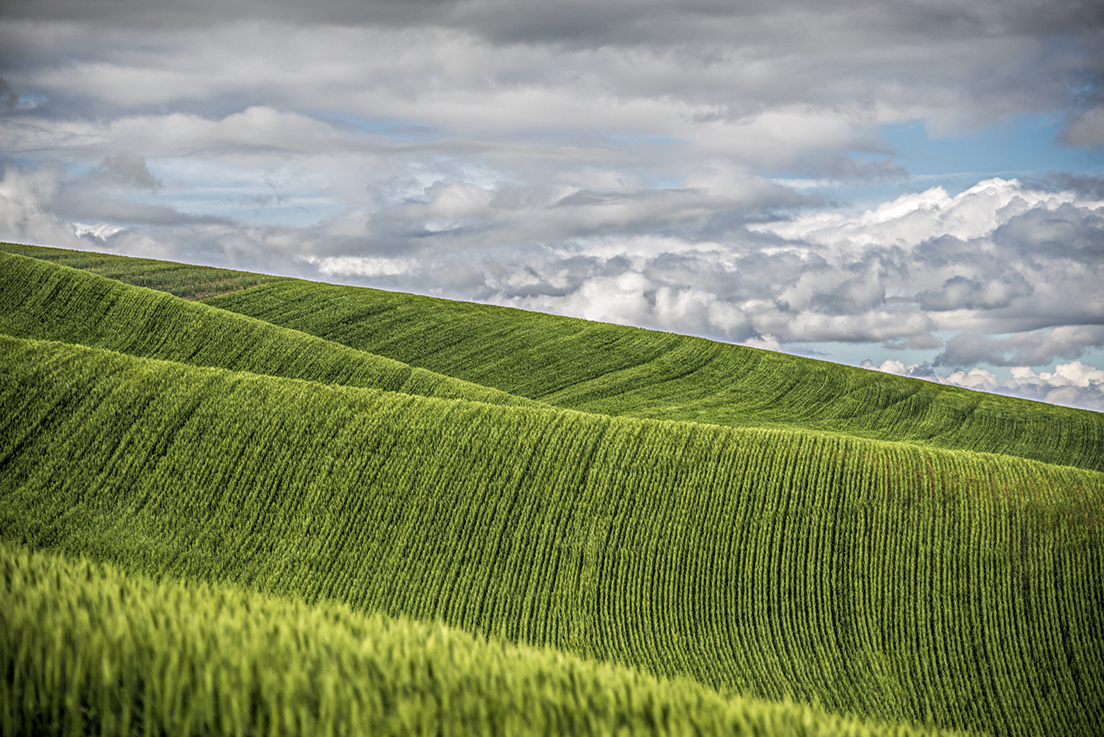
[314,112,438,142]
[883,114,1102,183]
[14,93,47,111]
[773,113,1104,213]
[165,194,341,227]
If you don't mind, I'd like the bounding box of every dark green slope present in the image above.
[205,279,1104,471]
[0,241,278,299]
[0,250,535,408]
[5,243,1100,472]
[3,334,1101,737]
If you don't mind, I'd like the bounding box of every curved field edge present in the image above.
[2,335,1101,737]
[4,242,1097,472]
[204,279,1104,471]
[0,241,280,299]
[0,249,538,409]
[0,544,969,737]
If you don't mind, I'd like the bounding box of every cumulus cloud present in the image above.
[4,154,1103,368]
[865,358,1104,412]
[750,178,1104,360]
[2,1,1103,412]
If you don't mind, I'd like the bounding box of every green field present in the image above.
[3,542,969,737]
[1,242,1102,736]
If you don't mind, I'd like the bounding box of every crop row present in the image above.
[205,278,1104,472]
[7,242,1100,471]
[0,250,534,408]
[2,334,1100,736]
[0,241,277,299]
[4,543,967,737]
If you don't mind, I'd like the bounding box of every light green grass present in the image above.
[3,334,1101,736]
[1,542,968,737]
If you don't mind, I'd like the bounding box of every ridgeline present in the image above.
[1,242,1102,736]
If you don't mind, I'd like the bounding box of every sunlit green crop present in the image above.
[2,243,1102,737]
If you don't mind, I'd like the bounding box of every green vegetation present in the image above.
[1,542,963,737]
[0,250,535,408]
[3,332,1102,736]
[2,243,1103,736]
[203,279,1104,472]
[0,242,277,299]
[7,242,1099,472]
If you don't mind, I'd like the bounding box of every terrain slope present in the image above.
[1,542,963,737]
[0,250,535,408]
[2,328,1102,736]
[206,279,1103,470]
[3,243,1099,471]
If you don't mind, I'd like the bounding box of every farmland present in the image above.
[4,242,1100,472]
[0,250,535,408]
[1,243,1103,736]
[1,543,964,737]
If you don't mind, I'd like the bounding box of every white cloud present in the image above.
[305,255,420,279]
[71,221,125,240]
[862,358,1104,412]
[752,178,1101,248]
[2,4,1103,413]
[0,164,84,248]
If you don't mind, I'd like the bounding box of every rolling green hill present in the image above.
[0,250,536,408]
[0,242,279,299]
[2,243,1103,736]
[204,278,1104,471]
[1,543,962,737]
[3,242,1099,472]
[2,331,1102,736]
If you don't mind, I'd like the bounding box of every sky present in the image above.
[2,0,1104,411]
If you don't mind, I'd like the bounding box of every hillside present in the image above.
[3,243,1099,472]
[2,543,962,737]
[206,279,1104,471]
[0,249,536,408]
[2,330,1102,736]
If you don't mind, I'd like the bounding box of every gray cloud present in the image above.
[3,0,1101,150]
[935,326,1104,368]
[1026,172,1104,199]
[2,1,1103,412]
[918,274,1034,312]
[864,358,1104,412]
[6,1,1104,45]
[93,153,162,190]
[0,76,17,109]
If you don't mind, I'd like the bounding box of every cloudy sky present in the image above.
[2,0,1104,410]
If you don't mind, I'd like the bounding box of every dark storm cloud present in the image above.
[7,0,1104,42]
